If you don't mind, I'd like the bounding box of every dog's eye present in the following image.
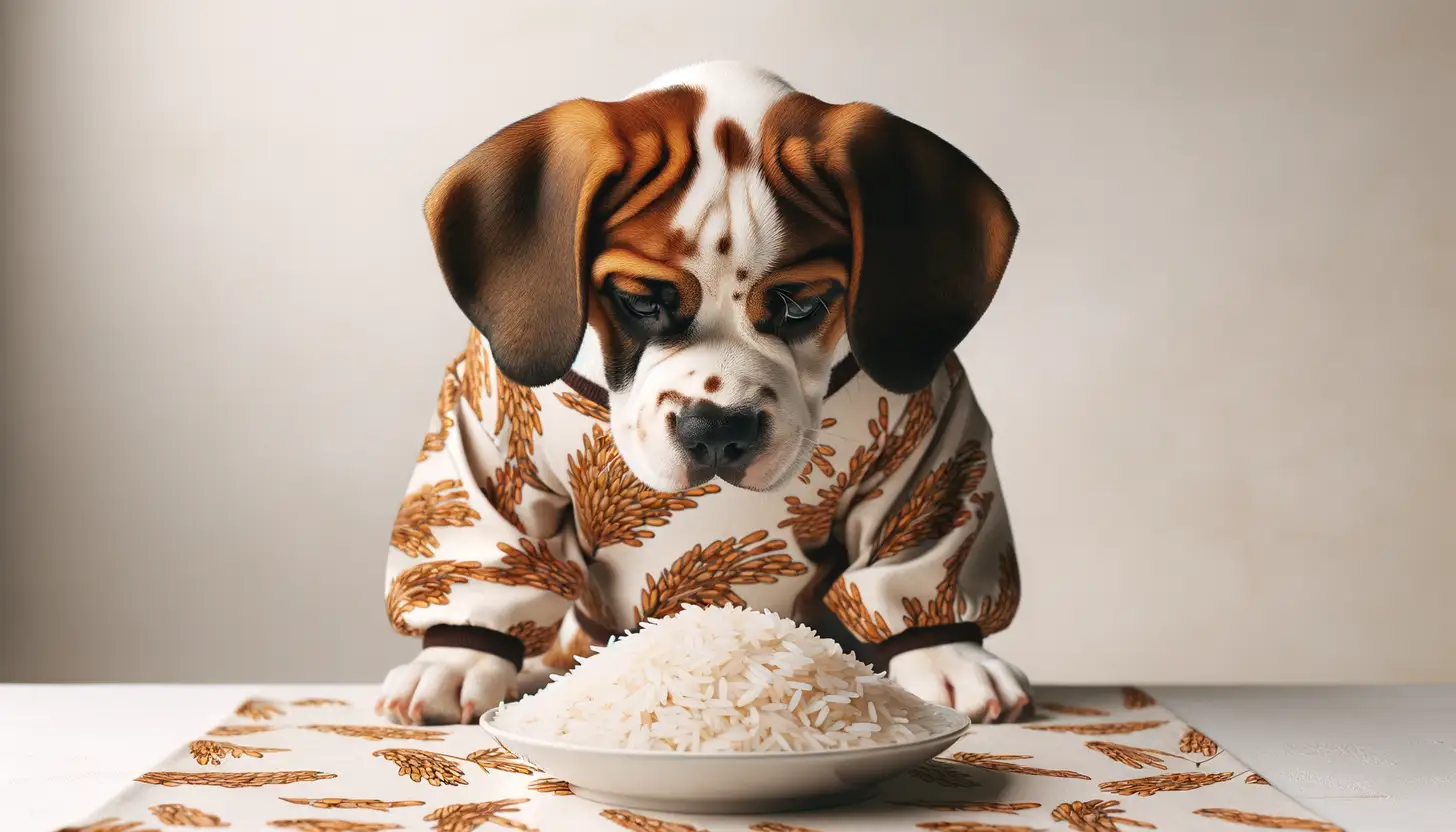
[771,287,823,324]
[618,293,661,319]
[780,293,819,321]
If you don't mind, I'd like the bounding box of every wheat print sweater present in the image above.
[385,330,1020,671]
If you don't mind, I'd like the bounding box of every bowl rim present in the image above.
[480,702,970,760]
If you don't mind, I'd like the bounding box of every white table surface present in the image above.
[1,684,1452,832]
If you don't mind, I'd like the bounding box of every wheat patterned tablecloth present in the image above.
[58,688,1342,832]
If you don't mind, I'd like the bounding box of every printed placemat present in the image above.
[59,688,1342,832]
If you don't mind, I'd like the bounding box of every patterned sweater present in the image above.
[385,330,1019,670]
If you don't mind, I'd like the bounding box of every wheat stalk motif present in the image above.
[1024,720,1167,736]
[482,460,529,534]
[1192,808,1343,831]
[1122,687,1156,709]
[62,820,160,832]
[508,619,562,658]
[291,698,350,707]
[1246,773,1270,785]
[556,391,610,422]
[266,823,402,832]
[300,724,447,742]
[871,439,986,564]
[856,393,937,483]
[1086,741,1173,770]
[950,753,1090,780]
[527,777,574,796]
[909,759,981,789]
[600,809,707,832]
[373,746,539,786]
[425,799,537,832]
[235,699,283,721]
[189,740,289,766]
[635,530,804,622]
[1050,800,1156,831]
[780,443,878,545]
[420,367,461,461]
[480,538,585,598]
[386,559,491,636]
[459,329,492,420]
[569,424,719,554]
[135,770,337,788]
[1100,770,1235,796]
[890,800,1042,813]
[392,480,481,559]
[901,492,1000,630]
[1179,727,1219,756]
[823,578,895,643]
[494,367,545,490]
[372,748,467,786]
[278,798,426,811]
[977,542,1020,636]
[915,823,1037,832]
[798,416,839,482]
[466,747,541,775]
[750,823,826,832]
[149,804,228,827]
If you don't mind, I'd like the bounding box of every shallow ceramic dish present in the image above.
[480,704,970,814]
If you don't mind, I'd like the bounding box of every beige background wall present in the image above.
[2,0,1453,684]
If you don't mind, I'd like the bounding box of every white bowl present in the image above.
[480,704,970,814]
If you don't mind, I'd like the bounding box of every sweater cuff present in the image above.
[423,624,525,671]
[874,622,984,663]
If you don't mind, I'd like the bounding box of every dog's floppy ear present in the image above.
[424,100,623,387]
[763,95,1018,394]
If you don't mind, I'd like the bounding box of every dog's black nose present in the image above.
[674,402,764,469]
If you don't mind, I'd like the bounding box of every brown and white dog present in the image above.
[380,61,1028,725]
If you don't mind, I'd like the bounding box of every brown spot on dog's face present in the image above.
[656,389,688,409]
[759,386,778,402]
[704,375,722,393]
[717,234,732,255]
[736,268,750,282]
[713,117,751,170]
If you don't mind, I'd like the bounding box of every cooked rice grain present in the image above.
[493,606,938,752]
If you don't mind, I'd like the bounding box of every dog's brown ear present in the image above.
[763,95,1018,394]
[425,100,623,387]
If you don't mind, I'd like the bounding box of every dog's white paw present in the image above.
[377,647,516,726]
[888,642,1032,723]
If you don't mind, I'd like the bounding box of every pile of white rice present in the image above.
[493,606,939,752]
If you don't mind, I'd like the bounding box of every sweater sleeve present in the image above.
[825,359,1020,661]
[384,331,585,669]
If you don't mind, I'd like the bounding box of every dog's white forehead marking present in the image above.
[640,62,796,324]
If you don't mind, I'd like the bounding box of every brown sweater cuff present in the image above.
[873,622,984,663]
[423,624,525,671]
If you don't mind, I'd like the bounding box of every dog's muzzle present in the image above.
[673,401,768,487]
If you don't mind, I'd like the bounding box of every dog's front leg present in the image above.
[379,333,585,725]
[826,359,1030,723]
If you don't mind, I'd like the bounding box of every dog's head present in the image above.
[424,62,1016,492]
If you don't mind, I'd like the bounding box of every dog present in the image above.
[380,61,1028,727]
